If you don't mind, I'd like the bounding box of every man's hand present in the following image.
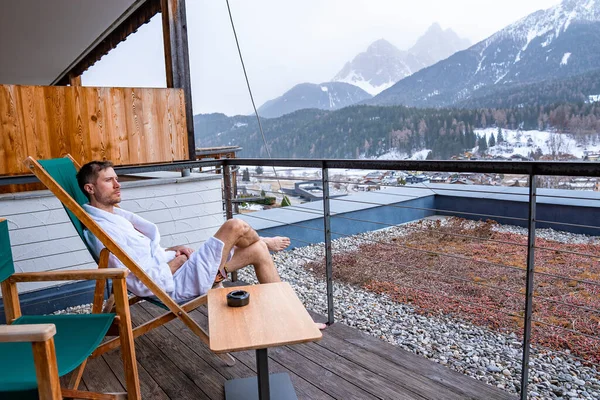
[166,245,195,258]
[167,254,188,275]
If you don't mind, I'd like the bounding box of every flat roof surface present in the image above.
[238,184,600,230]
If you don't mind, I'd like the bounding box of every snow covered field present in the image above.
[474,128,600,159]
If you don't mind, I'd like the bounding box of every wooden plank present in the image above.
[47,85,70,160]
[144,89,160,162]
[130,303,231,400]
[12,238,90,261]
[82,356,126,394]
[137,202,223,223]
[0,198,66,217]
[191,306,369,400]
[0,323,56,342]
[86,87,109,160]
[320,316,516,400]
[61,371,89,392]
[0,84,189,187]
[9,222,79,246]
[0,85,26,174]
[208,283,322,353]
[147,302,334,400]
[140,302,253,378]
[20,86,49,162]
[102,349,170,400]
[288,340,432,400]
[121,326,211,399]
[120,189,222,211]
[265,344,380,400]
[126,88,144,165]
[156,216,223,236]
[10,268,128,282]
[164,87,176,161]
[107,88,129,164]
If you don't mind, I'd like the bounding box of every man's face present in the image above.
[86,167,121,206]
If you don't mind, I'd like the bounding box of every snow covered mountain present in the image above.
[332,39,425,95]
[408,23,472,68]
[257,82,371,119]
[370,0,600,107]
[332,24,471,95]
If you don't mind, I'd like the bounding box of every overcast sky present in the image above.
[83,0,561,116]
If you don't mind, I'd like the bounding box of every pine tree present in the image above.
[488,134,496,148]
[255,166,264,175]
[242,168,250,182]
[478,135,488,153]
[497,127,504,143]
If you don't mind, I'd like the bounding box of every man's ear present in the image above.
[84,183,94,196]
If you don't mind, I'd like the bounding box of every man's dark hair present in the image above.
[76,161,114,200]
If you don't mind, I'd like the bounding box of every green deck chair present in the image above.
[0,218,141,399]
[25,155,235,366]
[36,157,180,311]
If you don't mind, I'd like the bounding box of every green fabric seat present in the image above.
[0,219,115,394]
[0,314,115,392]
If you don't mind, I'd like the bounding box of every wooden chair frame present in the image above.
[24,156,235,370]
[0,324,62,400]
[0,237,140,400]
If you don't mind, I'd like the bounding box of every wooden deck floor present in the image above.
[72,301,516,400]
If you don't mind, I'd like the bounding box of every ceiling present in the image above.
[0,0,146,85]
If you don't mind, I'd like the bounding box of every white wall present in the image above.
[0,174,224,295]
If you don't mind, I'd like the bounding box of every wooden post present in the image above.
[1,281,22,323]
[69,73,82,86]
[161,0,196,160]
[32,338,62,400]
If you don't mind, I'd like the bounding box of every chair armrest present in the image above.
[9,268,129,283]
[0,323,56,343]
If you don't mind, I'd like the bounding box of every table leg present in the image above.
[256,348,270,400]
[224,349,298,400]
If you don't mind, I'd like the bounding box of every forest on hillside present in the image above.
[458,69,600,110]
[195,102,600,160]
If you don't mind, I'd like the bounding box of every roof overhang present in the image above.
[0,0,157,85]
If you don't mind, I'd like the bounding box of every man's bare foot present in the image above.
[261,236,291,252]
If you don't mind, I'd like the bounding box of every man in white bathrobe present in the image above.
[77,160,283,302]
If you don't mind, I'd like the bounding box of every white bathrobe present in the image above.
[82,204,224,301]
[83,204,177,297]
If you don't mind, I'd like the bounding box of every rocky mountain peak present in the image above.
[409,23,471,66]
[366,38,402,55]
[369,0,600,108]
[332,24,470,95]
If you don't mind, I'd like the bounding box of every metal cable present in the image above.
[530,318,600,342]
[536,219,600,232]
[225,0,283,190]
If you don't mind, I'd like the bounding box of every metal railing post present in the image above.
[223,163,237,282]
[520,173,536,400]
[321,165,334,325]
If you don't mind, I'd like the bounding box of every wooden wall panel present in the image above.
[0,84,188,183]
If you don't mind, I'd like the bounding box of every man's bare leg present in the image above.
[220,227,326,330]
[213,219,262,275]
[224,240,281,283]
[261,236,290,252]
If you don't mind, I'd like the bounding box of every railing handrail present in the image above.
[2,158,600,186]
[225,158,600,177]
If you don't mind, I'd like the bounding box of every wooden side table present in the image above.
[208,282,322,400]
